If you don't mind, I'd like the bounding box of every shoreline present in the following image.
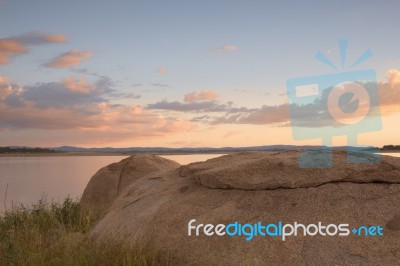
[0,152,130,157]
[0,150,398,157]
[0,151,233,157]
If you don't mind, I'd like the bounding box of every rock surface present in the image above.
[80,154,180,211]
[85,151,400,265]
[180,150,400,190]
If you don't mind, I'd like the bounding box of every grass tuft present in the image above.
[0,197,160,266]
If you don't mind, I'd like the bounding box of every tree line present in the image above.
[0,147,58,153]
[382,145,400,150]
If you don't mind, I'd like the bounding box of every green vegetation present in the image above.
[0,147,58,154]
[382,145,400,151]
[0,198,160,266]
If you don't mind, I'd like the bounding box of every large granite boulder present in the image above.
[86,151,400,265]
[179,150,400,190]
[80,154,180,211]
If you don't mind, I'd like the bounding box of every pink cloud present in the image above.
[214,45,238,52]
[14,31,67,45]
[0,76,23,100]
[222,130,241,138]
[378,69,400,115]
[0,76,10,85]
[41,34,66,43]
[45,49,93,68]
[184,90,218,103]
[0,102,194,136]
[0,77,195,145]
[0,39,27,64]
[157,67,167,74]
[63,76,98,94]
[0,32,66,65]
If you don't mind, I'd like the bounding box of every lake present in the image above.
[0,154,224,212]
[1,152,399,212]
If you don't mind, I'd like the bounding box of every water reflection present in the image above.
[3,152,396,212]
[0,154,225,211]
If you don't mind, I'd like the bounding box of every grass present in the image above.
[0,197,160,266]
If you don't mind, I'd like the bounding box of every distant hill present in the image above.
[0,145,381,154]
[51,145,379,154]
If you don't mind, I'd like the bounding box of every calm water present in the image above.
[0,154,224,212]
[380,153,400,157]
[1,153,399,212]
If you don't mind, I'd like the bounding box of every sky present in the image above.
[0,0,399,148]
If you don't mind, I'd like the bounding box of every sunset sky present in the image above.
[0,0,399,148]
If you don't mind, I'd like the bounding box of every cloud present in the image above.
[148,97,261,115]
[44,49,92,68]
[41,34,66,43]
[216,104,289,125]
[0,32,66,65]
[0,101,194,135]
[0,76,10,86]
[157,67,167,74]
[222,130,241,138]
[151,83,170,88]
[22,80,108,110]
[278,70,400,127]
[63,76,99,94]
[148,100,222,112]
[14,31,66,45]
[0,39,27,64]
[186,104,289,126]
[3,67,399,146]
[0,77,194,142]
[141,89,164,93]
[0,75,116,111]
[148,90,219,113]
[378,69,400,115]
[0,76,24,106]
[214,45,238,52]
[70,68,100,77]
[167,140,203,147]
[94,76,115,90]
[125,93,141,99]
[199,69,400,127]
[146,92,289,126]
[184,90,218,103]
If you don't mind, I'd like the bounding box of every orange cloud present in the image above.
[0,101,194,138]
[41,34,66,43]
[45,49,92,68]
[15,31,67,45]
[0,32,66,65]
[378,69,400,115]
[0,77,195,146]
[0,76,10,85]
[214,45,238,52]
[157,67,167,74]
[184,90,218,103]
[223,130,241,138]
[0,76,23,100]
[0,39,27,64]
[63,76,98,94]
